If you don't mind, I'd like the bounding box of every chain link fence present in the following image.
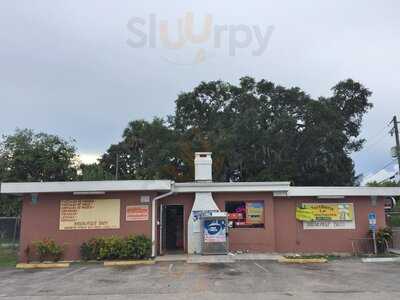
[392,228,400,250]
[0,217,20,245]
[386,211,400,250]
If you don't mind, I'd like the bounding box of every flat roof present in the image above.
[283,186,400,197]
[1,180,399,197]
[0,180,172,194]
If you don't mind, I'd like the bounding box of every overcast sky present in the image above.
[1,1,399,184]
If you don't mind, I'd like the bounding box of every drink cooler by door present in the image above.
[201,215,229,255]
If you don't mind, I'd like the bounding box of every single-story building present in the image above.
[1,152,399,262]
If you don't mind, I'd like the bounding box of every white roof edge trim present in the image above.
[174,182,291,193]
[3,181,398,196]
[283,187,400,197]
[175,181,291,187]
[0,180,172,194]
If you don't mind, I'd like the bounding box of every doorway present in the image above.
[162,205,184,253]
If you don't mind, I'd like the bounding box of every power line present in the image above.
[379,171,399,184]
[363,159,397,183]
[365,123,391,145]
[359,123,391,154]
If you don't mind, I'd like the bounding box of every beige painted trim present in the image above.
[16,263,70,269]
[278,258,327,264]
[103,260,155,267]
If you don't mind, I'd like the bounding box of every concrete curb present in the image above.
[362,257,400,263]
[16,263,70,269]
[278,258,327,264]
[104,260,155,267]
[231,253,284,261]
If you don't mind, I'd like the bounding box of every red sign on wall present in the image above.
[126,205,149,221]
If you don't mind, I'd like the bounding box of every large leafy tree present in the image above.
[78,163,114,181]
[171,77,372,185]
[0,129,78,182]
[102,77,372,185]
[0,129,78,216]
[100,118,179,180]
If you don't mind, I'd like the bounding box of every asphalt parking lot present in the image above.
[0,259,399,300]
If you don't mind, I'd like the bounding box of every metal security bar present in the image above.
[351,238,375,256]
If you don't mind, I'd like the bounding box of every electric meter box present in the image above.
[201,212,228,255]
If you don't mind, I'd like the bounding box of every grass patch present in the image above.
[0,247,17,268]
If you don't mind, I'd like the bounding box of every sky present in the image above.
[1,1,400,185]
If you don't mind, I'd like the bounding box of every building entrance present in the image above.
[161,205,184,253]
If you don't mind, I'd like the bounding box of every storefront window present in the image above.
[225,201,264,228]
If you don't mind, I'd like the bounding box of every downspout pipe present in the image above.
[151,182,175,258]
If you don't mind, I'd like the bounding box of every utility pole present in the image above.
[115,153,119,180]
[391,115,400,180]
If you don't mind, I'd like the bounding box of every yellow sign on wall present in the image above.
[296,203,354,222]
[296,208,315,221]
[59,199,120,230]
[245,202,264,224]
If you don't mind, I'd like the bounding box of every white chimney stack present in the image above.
[194,152,212,182]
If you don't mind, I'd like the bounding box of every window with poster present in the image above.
[225,201,264,228]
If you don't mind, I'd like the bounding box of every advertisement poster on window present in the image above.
[203,220,227,243]
[126,205,149,221]
[245,202,264,224]
[60,199,120,230]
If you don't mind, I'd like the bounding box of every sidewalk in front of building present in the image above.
[155,253,284,263]
[389,248,400,255]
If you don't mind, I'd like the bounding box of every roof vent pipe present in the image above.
[194,152,212,182]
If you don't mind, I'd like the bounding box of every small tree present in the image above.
[0,129,78,216]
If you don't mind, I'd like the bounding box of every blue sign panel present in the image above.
[203,220,226,243]
[368,212,377,231]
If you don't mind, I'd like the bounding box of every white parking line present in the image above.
[31,266,89,295]
[254,262,270,273]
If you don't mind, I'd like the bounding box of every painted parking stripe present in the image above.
[31,266,89,295]
[168,263,174,273]
[254,262,270,273]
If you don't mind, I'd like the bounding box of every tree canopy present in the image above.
[0,129,78,216]
[100,77,373,186]
[0,129,78,182]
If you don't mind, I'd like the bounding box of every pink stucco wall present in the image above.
[274,196,386,253]
[18,190,387,262]
[19,192,156,262]
[213,192,276,252]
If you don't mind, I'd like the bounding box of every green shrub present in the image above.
[376,227,393,253]
[33,238,65,262]
[98,237,126,260]
[80,235,152,261]
[130,235,152,259]
[80,237,106,261]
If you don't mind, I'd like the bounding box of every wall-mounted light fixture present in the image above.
[31,193,38,205]
[140,195,151,204]
[371,196,378,207]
